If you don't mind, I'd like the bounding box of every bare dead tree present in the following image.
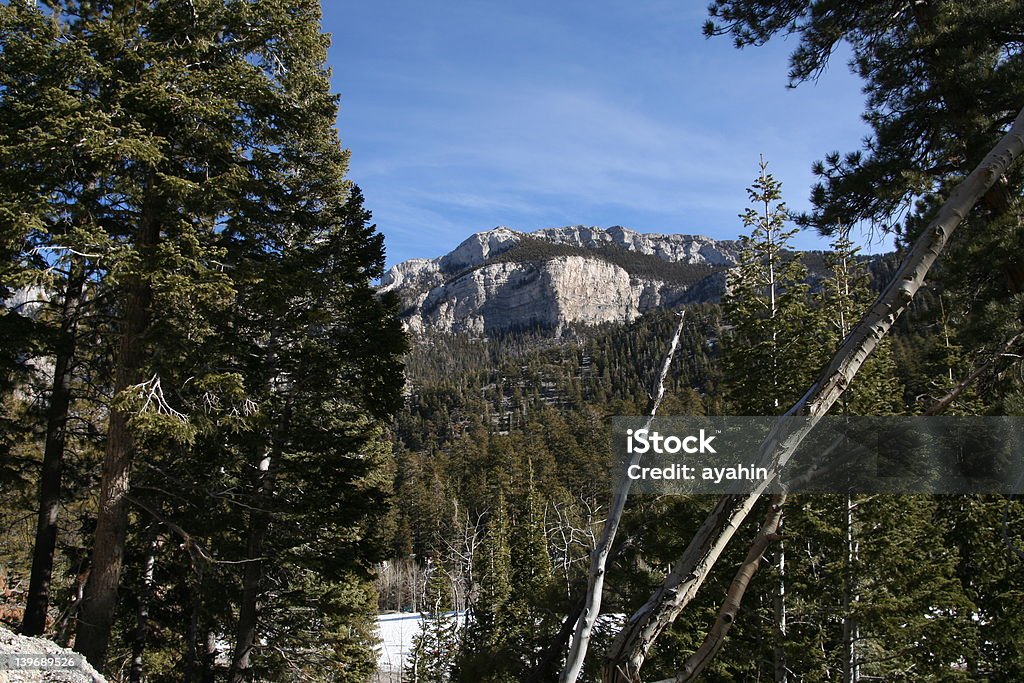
[548,497,601,598]
[559,311,687,683]
[438,502,485,611]
[601,105,1024,682]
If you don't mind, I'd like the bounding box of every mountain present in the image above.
[379,225,741,335]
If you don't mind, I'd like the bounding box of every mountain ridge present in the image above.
[380,225,741,335]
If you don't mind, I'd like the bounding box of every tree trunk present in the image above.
[228,449,276,683]
[559,313,687,683]
[842,493,859,683]
[185,584,201,683]
[185,577,216,683]
[530,534,628,683]
[773,522,787,683]
[530,596,585,683]
[604,489,771,682]
[75,185,161,669]
[129,530,159,683]
[55,559,88,647]
[21,260,85,636]
[202,630,218,683]
[602,105,1024,683]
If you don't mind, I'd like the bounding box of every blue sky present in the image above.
[323,1,886,268]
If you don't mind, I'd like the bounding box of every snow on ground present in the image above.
[373,611,623,681]
[375,612,422,679]
[374,612,464,682]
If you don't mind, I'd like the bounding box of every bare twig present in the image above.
[126,375,187,422]
[31,245,102,259]
[127,496,266,570]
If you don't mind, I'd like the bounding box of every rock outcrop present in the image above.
[380,225,739,335]
[533,225,736,266]
[0,626,106,682]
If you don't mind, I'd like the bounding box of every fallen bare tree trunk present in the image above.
[602,105,1024,683]
[559,312,687,683]
[660,339,1019,682]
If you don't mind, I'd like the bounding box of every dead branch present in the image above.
[127,375,187,422]
[559,311,687,683]
[922,332,1023,415]
[659,493,788,683]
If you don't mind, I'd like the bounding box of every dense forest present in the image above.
[385,223,1022,681]
[1,1,1023,683]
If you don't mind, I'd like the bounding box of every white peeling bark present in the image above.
[667,493,788,683]
[559,312,687,683]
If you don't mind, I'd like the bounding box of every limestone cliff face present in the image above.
[380,225,739,335]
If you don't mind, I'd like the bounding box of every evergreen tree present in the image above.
[714,171,974,682]
[460,492,514,682]
[407,552,461,683]
[722,157,826,415]
[1,2,406,677]
[817,234,904,415]
[207,176,404,681]
[0,2,114,637]
[719,160,818,682]
[704,1,1024,236]
[504,470,558,678]
[704,1,1024,405]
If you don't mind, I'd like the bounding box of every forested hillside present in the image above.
[383,210,1023,681]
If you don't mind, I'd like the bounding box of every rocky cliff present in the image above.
[380,225,739,335]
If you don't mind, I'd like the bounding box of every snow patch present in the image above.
[374,612,464,681]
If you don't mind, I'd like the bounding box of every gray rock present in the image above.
[381,225,738,335]
[0,626,105,683]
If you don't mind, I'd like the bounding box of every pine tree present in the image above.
[459,491,514,682]
[698,18,1024,672]
[0,2,114,637]
[39,0,273,664]
[719,160,816,682]
[817,233,904,416]
[722,157,826,416]
[716,174,975,682]
[704,1,1024,405]
[504,469,557,678]
[941,496,1024,681]
[209,178,404,681]
[407,552,461,682]
[1,1,406,675]
[705,1,1024,236]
